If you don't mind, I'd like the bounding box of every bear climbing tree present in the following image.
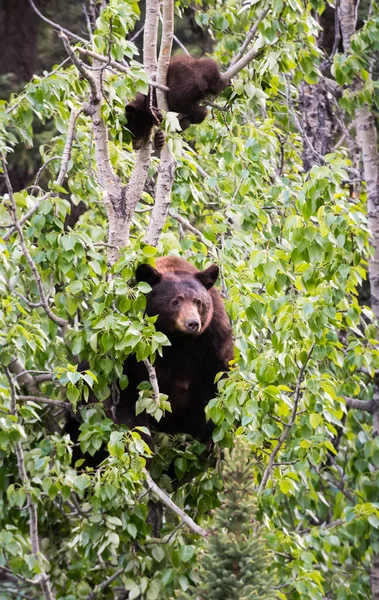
[114,257,234,438]
[125,56,230,150]
[3,0,376,598]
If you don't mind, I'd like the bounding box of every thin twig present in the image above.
[143,469,208,537]
[28,0,88,43]
[2,160,68,330]
[206,101,229,111]
[284,75,325,166]
[223,40,261,82]
[7,282,44,308]
[230,6,270,67]
[3,192,50,242]
[331,0,341,59]
[258,343,315,494]
[87,568,124,600]
[168,210,209,245]
[60,33,99,102]
[4,106,81,240]
[0,565,36,586]
[143,359,160,405]
[57,107,84,185]
[6,57,72,115]
[130,24,145,42]
[34,156,61,187]
[3,367,55,600]
[17,395,70,408]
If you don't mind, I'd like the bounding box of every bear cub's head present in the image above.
[136,263,219,337]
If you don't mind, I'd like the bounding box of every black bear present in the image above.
[114,256,234,439]
[125,56,229,150]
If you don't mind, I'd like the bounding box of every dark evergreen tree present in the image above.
[179,438,278,600]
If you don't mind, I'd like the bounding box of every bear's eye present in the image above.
[172,298,181,307]
[195,299,202,309]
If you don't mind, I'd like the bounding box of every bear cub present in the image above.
[125,56,229,150]
[115,256,234,440]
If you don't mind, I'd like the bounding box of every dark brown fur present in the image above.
[115,256,234,439]
[125,57,229,149]
[64,257,233,465]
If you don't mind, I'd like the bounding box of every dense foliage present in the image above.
[179,437,277,599]
[1,0,379,598]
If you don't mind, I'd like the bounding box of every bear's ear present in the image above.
[195,264,219,290]
[136,264,162,287]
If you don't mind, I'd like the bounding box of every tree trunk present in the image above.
[339,2,379,596]
[300,81,335,171]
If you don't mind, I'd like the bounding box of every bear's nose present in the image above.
[186,319,200,332]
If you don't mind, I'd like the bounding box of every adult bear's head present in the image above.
[136,260,219,337]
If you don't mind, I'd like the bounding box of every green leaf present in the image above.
[178,545,195,562]
[310,413,323,429]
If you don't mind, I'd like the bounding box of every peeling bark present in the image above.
[340,0,356,50]
[146,149,176,245]
[357,107,379,316]
[146,0,176,246]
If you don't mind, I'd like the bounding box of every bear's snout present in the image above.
[174,299,202,335]
[185,318,200,333]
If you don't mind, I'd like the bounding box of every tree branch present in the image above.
[229,6,270,67]
[0,565,36,586]
[143,469,208,537]
[258,343,315,494]
[156,0,174,110]
[61,34,131,263]
[28,0,88,43]
[143,359,160,405]
[60,33,99,101]
[4,367,55,600]
[17,395,70,409]
[344,396,373,412]
[2,160,68,330]
[7,358,40,394]
[4,105,81,241]
[3,192,48,242]
[143,0,160,76]
[222,45,260,82]
[87,567,124,600]
[168,210,209,245]
[57,107,84,186]
[145,0,175,246]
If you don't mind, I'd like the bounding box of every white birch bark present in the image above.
[146,0,175,246]
[339,3,379,597]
